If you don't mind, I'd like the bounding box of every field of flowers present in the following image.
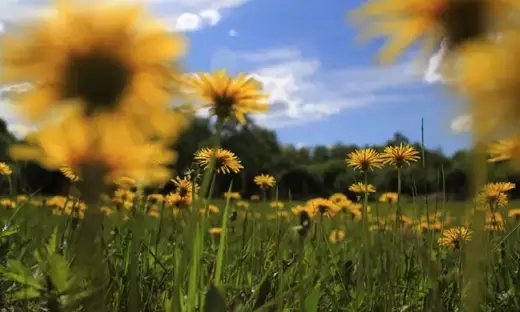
[3,0,520,311]
[1,152,520,311]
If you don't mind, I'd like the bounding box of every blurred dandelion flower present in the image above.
[60,166,79,182]
[183,70,270,124]
[270,201,285,209]
[379,192,399,204]
[349,0,518,63]
[508,208,520,220]
[9,112,177,186]
[208,227,223,236]
[348,182,376,194]
[1,0,186,123]
[306,198,338,217]
[346,148,384,171]
[439,226,472,249]
[488,134,520,169]
[329,230,346,244]
[224,191,241,200]
[254,174,276,190]
[194,147,243,174]
[0,163,12,176]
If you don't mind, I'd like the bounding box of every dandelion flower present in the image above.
[348,182,376,194]
[183,70,270,124]
[379,192,399,204]
[346,148,384,171]
[306,198,338,217]
[329,230,346,244]
[254,174,276,190]
[194,147,243,174]
[208,227,223,236]
[171,176,199,199]
[224,191,241,200]
[9,112,177,186]
[0,163,12,176]
[1,1,186,123]
[60,166,80,182]
[270,201,284,209]
[381,144,420,168]
[508,208,520,220]
[488,134,520,169]
[439,227,472,249]
[349,0,518,63]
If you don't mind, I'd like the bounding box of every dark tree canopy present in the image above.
[0,116,514,200]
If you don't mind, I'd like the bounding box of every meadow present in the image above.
[0,178,519,312]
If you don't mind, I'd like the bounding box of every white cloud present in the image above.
[231,47,427,129]
[175,13,202,31]
[450,114,472,133]
[228,29,238,37]
[0,0,248,32]
[199,9,221,26]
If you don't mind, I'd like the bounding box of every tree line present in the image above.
[0,117,516,201]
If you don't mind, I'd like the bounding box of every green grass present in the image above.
[0,195,519,311]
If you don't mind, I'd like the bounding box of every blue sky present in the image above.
[0,0,473,155]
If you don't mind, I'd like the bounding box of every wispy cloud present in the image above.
[0,0,248,32]
[227,47,429,129]
[450,114,471,133]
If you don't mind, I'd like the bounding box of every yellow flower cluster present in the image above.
[346,144,420,172]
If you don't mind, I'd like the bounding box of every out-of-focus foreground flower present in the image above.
[1,0,190,185]
[9,111,178,186]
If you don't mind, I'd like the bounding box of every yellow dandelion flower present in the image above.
[1,1,186,127]
[9,112,177,186]
[379,192,399,204]
[60,166,80,182]
[236,200,249,209]
[291,205,315,218]
[349,0,517,63]
[147,194,164,203]
[348,182,376,194]
[224,192,241,200]
[329,230,346,244]
[381,144,420,168]
[329,193,349,205]
[147,205,160,218]
[16,195,27,202]
[0,163,12,176]
[346,148,384,171]
[100,206,114,216]
[165,192,191,207]
[183,69,270,124]
[250,194,260,201]
[171,176,199,198]
[114,177,137,190]
[456,31,520,138]
[346,205,362,220]
[254,174,276,190]
[306,198,338,217]
[489,134,520,169]
[208,227,223,236]
[0,199,16,209]
[270,201,285,209]
[439,227,472,249]
[509,208,520,220]
[194,147,243,175]
[207,204,220,214]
